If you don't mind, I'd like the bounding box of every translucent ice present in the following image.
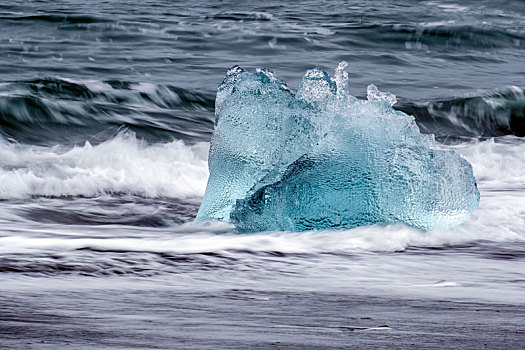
[196,63,480,232]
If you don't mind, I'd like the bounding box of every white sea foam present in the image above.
[0,183,522,254]
[453,137,525,191]
[0,132,209,199]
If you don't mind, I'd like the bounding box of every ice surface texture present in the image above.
[196,63,479,232]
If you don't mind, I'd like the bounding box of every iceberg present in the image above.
[196,63,479,232]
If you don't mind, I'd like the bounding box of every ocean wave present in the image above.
[390,23,523,50]
[0,131,209,199]
[396,86,525,139]
[0,213,525,268]
[0,14,109,24]
[209,12,273,22]
[453,137,525,190]
[0,77,214,144]
[309,21,524,51]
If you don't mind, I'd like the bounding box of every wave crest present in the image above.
[0,78,214,144]
[397,86,525,139]
[0,131,209,199]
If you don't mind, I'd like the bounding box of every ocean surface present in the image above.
[0,0,524,348]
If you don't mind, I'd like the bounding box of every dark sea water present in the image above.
[0,0,524,348]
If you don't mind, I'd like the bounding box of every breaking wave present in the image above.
[396,86,525,139]
[0,78,214,145]
[0,131,209,199]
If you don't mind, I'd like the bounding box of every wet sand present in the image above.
[1,285,523,349]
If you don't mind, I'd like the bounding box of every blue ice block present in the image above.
[197,63,479,232]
